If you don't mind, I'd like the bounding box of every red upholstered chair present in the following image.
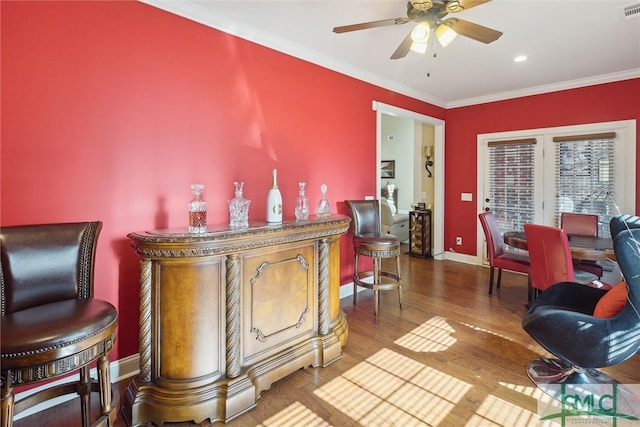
[524,224,574,295]
[478,212,530,295]
[1,222,118,427]
[560,212,604,278]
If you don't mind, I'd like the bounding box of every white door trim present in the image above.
[373,101,445,258]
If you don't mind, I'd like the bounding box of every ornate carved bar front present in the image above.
[124,215,350,426]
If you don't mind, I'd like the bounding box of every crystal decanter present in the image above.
[295,182,310,222]
[188,184,207,233]
[316,183,331,219]
[228,181,251,229]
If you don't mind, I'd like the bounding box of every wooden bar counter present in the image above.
[124,215,350,426]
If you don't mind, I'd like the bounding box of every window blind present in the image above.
[553,133,616,237]
[487,139,536,234]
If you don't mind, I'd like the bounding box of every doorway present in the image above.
[373,101,445,258]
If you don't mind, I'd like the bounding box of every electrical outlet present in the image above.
[456,237,462,245]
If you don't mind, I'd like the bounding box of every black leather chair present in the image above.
[345,200,402,317]
[522,215,640,402]
[1,222,118,427]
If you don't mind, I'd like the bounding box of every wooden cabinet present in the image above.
[123,216,350,426]
[409,210,432,258]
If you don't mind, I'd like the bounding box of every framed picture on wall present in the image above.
[381,160,395,178]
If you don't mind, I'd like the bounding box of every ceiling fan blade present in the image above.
[333,18,410,33]
[390,29,414,60]
[333,18,409,33]
[446,18,502,43]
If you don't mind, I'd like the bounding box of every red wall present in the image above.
[444,80,640,255]
[3,1,639,362]
[1,1,444,360]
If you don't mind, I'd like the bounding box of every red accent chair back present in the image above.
[560,212,599,237]
[524,224,574,293]
[560,212,603,278]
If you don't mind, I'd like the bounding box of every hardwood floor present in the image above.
[15,253,639,426]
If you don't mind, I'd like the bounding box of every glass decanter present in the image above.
[316,183,331,219]
[188,184,207,233]
[228,181,251,229]
[295,182,310,222]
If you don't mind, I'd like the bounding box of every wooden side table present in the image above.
[409,210,432,258]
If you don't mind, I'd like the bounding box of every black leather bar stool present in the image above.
[345,200,403,317]
[1,222,118,427]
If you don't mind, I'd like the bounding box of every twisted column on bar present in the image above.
[226,253,242,378]
[138,259,152,382]
[318,238,330,336]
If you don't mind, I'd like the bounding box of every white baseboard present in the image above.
[442,250,478,265]
[13,354,140,420]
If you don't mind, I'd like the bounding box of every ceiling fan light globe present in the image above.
[410,41,429,54]
[435,24,457,47]
[411,21,431,43]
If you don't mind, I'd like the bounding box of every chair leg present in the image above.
[79,365,91,427]
[496,268,502,289]
[353,253,359,306]
[395,254,403,308]
[97,355,112,420]
[373,257,380,317]
[1,377,14,427]
[488,267,495,295]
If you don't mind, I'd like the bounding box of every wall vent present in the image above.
[618,3,640,20]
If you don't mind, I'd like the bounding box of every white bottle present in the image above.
[266,169,283,224]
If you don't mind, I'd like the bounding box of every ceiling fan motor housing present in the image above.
[408,1,450,25]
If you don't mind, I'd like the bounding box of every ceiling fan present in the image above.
[332,0,503,59]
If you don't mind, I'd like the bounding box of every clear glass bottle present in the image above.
[295,182,309,222]
[316,183,331,219]
[386,182,396,211]
[188,184,207,233]
[228,181,251,229]
[266,169,283,224]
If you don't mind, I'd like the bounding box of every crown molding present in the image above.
[446,69,640,109]
[140,0,639,110]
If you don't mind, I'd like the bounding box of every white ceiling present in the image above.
[141,0,640,108]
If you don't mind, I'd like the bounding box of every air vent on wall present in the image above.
[618,3,640,20]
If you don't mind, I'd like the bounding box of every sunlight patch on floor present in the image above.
[466,394,545,427]
[457,321,512,341]
[499,381,546,399]
[256,401,332,427]
[394,316,457,352]
[314,348,471,425]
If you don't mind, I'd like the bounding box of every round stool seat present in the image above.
[354,235,401,257]
[2,299,118,368]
